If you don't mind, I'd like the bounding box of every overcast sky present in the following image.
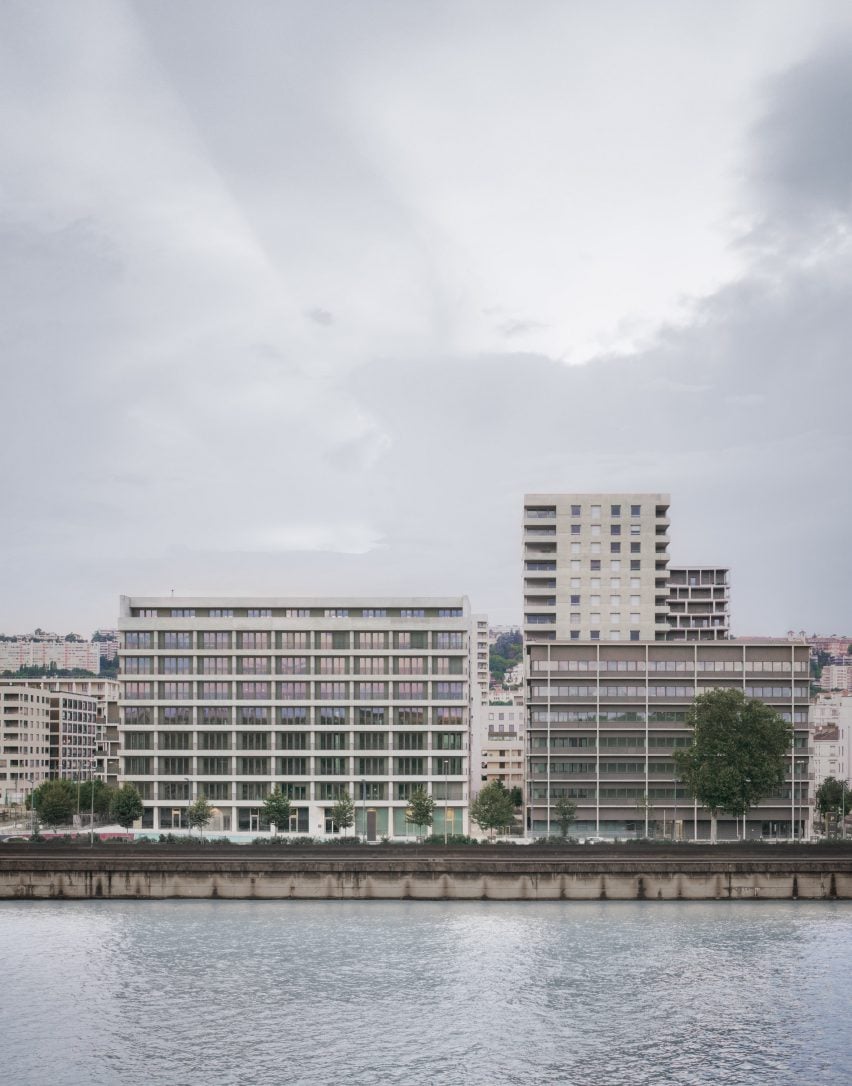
[1,0,851,635]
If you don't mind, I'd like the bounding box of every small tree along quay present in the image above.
[554,797,577,840]
[330,791,355,836]
[674,689,791,843]
[815,776,851,836]
[470,781,517,839]
[405,788,435,837]
[111,784,144,830]
[188,794,214,837]
[78,779,114,820]
[262,787,292,834]
[31,780,75,830]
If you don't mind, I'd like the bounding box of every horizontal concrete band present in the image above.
[2,852,851,899]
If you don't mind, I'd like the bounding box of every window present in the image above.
[240,631,270,650]
[164,632,192,649]
[630,524,641,536]
[163,657,192,674]
[201,706,230,726]
[201,657,230,675]
[630,578,640,589]
[611,560,621,571]
[591,612,601,623]
[435,632,463,649]
[570,595,580,605]
[610,595,621,605]
[435,682,464,699]
[611,524,621,536]
[397,657,426,675]
[358,657,387,675]
[400,609,424,618]
[570,542,580,554]
[611,504,621,516]
[590,595,600,606]
[396,707,426,726]
[570,613,581,625]
[570,560,580,571]
[124,657,153,674]
[278,682,308,700]
[163,682,192,700]
[591,505,601,519]
[437,608,463,617]
[571,523,581,536]
[247,609,271,618]
[610,613,620,624]
[591,560,601,571]
[171,609,195,618]
[124,682,153,700]
[240,656,270,674]
[138,609,157,618]
[591,524,601,537]
[611,543,621,554]
[238,681,270,699]
[570,578,581,589]
[284,609,310,618]
[397,681,426,700]
[590,542,601,554]
[318,682,347,699]
[590,578,601,589]
[630,613,641,623]
[324,609,349,618]
[631,542,641,554]
[357,682,387,700]
[631,560,641,571]
[357,631,387,649]
[201,631,230,649]
[435,707,464,725]
[279,707,308,725]
[280,631,310,649]
[570,631,580,640]
[357,707,385,727]
[200,681,230,699]
[239,706,268,725]
[570,504,581,516]
[317,657,347,674]
[362,609,387,618]
[591,630,600,640]
[209,609,234,617]
[278,656,308,674]
[318,707,348,726]
[125,632,153,649]
[631,504,641,516]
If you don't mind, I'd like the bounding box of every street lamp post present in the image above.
[361,778,367,844]
[443,759,450,846]
[184,776,193,836]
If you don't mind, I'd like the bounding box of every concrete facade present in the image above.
[0,686,52,803]
[665,567,730,641]
[0,639,101,674]
[118,596,479,838]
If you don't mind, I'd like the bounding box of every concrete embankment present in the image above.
[2,845,852,900]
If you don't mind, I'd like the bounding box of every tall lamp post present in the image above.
[361,778,367,844]
[184,776,192,836]
[443,759,450,845]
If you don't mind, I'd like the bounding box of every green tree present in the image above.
[553,796,576,839]
[111,784,144,830]
[509,785,523,808]
[263,787,292,834]
[78,779,115,820]
[674,689,792,843]
[405,788,435,836]
[470,781,517,839]
[188,793,213,837]
[330,791,355,836]
[815,777,851,836]
[489,630,523,683]
[32,779,75,830]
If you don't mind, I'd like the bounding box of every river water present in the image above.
[2,900,849,1085]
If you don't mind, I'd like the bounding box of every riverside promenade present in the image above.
[2,843,852,900]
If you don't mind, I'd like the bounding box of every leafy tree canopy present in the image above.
[470,781,517,838]
[553,796,576,839]
[262,787,292,833]
[32,779,76,829]
[188,793,214,835]
[111,784,144,829]
[405,788,435,831]
[815,776,851,817]
[674,689,791,827]
[489,630,523,683]
[330,791,355,833]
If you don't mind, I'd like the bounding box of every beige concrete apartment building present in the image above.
[118,596,478,838]
[0,686,52,803]
[523,493,671,643]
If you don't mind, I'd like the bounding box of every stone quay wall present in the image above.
[2,847,852,900]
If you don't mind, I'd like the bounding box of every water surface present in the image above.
[2,900,849,1085]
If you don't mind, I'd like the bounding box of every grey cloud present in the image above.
[307,307,334,327]
[497,318,547,338]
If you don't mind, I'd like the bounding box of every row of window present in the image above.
[533,761,677,775]
[126,781,464,803]
[124,706,466,727]
[125,631,466,650]
[531,659,807,673]
[530,736,694,749]
[124,731,465,752]
[123,681,467,700]
[133,607,463,619]
[124,756,467,776]
[525,504,645,519]
[531,684,809,699]
[123,656,466,676]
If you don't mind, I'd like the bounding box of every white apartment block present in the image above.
[477,704,525,793]
[809,693,852,789]
[0,639,101,674]
[0,686,52,803]
[821,665,852,692]
[118,596,477,838]
[523,493,671,643]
